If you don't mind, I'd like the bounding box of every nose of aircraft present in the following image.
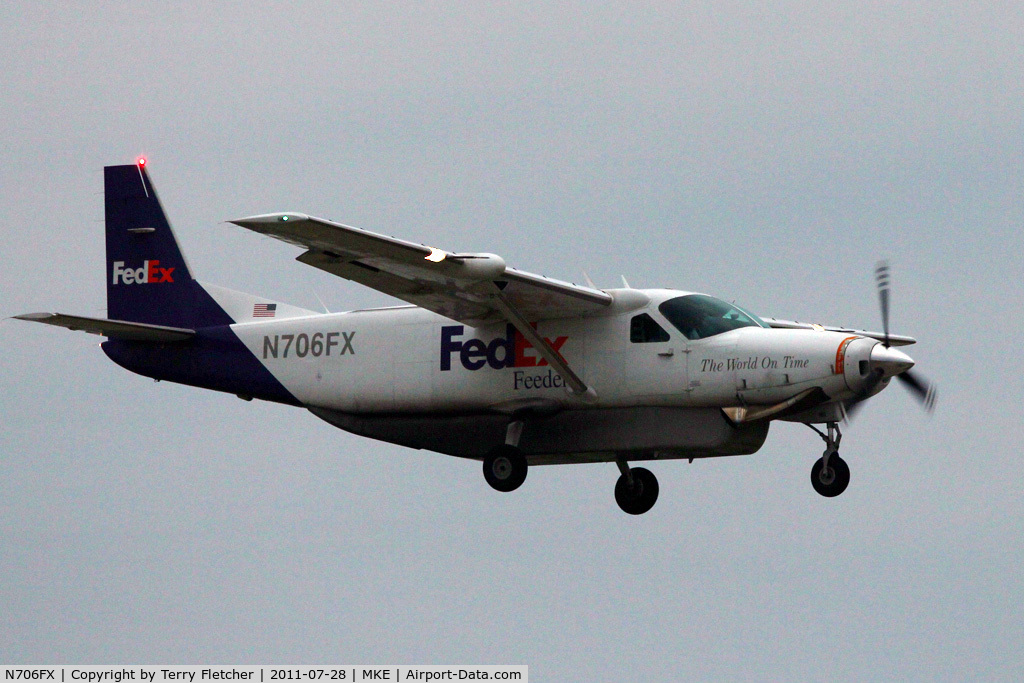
[870,344,915,378]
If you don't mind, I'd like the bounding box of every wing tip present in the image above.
[229,212,311,228]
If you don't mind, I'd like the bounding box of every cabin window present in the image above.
[630,313,670,343]
[658,295,766,340]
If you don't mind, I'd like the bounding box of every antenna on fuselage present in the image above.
[582,271,597,289]
[621,275,631,288]
[313,291,331,313]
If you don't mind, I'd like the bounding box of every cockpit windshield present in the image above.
[658,294,768,340]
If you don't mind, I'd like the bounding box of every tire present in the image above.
[483,445,528,492]
[614,466,659,515]
[811,454,850,497]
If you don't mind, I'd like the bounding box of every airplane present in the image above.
[14,160,936,515]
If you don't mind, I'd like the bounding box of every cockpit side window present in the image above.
[658,295,766,340]
[630,313,670,343]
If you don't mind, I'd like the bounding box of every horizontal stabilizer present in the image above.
[13,312,195,342]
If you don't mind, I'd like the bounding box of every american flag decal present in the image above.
[253,303,277,318]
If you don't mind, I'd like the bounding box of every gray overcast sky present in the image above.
[2,2,1022,680]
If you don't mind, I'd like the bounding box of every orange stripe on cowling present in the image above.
[835,336,858,375]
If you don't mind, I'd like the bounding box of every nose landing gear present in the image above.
[808,421,850,497]
[614,457,659,515]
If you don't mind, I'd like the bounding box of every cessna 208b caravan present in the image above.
[16,161,936,514]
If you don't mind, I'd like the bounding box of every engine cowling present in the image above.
[841,337,886,398]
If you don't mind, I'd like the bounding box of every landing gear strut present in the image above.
[808,421,850,497]
[483,420,528,492]
[614,458,659,515]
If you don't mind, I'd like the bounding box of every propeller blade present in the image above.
[897,370,937,413]
[842,398,865,422]
[875,260,891,347]
[842,369,885,423]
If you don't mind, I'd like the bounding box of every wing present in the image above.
[230,212,608,399]
[762,317,916,346]
[229,213,612,326]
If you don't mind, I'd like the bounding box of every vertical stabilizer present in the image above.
[104,163,232,328]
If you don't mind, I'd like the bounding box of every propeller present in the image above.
[844,261,937,421]
[875,261,891,347]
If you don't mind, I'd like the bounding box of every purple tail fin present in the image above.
[104,163,232,328]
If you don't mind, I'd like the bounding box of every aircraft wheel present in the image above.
[483,445,528,493]
[811,453,850,497]
[614,467,659,515]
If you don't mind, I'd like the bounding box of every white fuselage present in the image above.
[228,289,879,415]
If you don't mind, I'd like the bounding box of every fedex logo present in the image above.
[441,324,568,371]
[111,260,175,285]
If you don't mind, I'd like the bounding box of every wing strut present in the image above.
[489,285,598,403]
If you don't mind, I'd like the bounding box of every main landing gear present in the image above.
[480,420,660,515]
[482,420,528,493]
[807,421,850,497]
[614,457,659,515]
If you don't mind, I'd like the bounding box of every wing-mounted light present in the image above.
[431,252,507,281]
[424,247,446,262]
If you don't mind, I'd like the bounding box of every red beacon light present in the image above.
[137,156,147,167]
